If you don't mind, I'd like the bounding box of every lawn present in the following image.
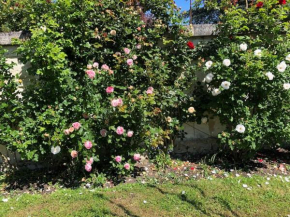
[1,175,290,217]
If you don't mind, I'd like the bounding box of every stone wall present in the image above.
[0,24,224,165]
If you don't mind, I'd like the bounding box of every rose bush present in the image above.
[0,0,53,32]
[3,0,197,175]
[194,0,290,159]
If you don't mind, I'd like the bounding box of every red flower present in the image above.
[279,0,286,4]
[256,1,264,8]
[187,41,195,49]
[190,167,195,171]
[258,159,263,163]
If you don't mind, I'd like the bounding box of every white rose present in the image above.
[166,116,172,123]
[205,61,213,69]
[265,72,274,80]
[205,73,214,83]
[201,117,208,124]
[283,83,290,90]
[223,59,231,67]
[188,107,196,113]
[212,88,221,96]
[51,146,61,155]
[254,49,262,57]
[221,81,231,90]
[40,26,47,32]
[240,43,247,51]
[277,61,287,72]
[286,54,290,62]
[235,124,245,133]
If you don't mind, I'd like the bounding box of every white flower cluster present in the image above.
[202,46,290,136]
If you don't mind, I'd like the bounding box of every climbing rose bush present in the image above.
[194,0,290,158]
[6,0,196,174]
[0,46,22,162]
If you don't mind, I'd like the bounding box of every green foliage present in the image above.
[3,0,197,174]
[194,0,290,158]
[0,47,22,153]
[0,0,53,32]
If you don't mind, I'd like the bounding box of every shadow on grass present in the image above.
[146,183,241,217]
[92,193,140,217]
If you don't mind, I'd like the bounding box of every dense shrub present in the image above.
[2,0,197,174]
[0,0,53,32]
[194,0,290,158]
[0,47,21,155]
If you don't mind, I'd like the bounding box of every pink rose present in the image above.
[124,48,131,54]
[132,55,137,60]
[101,64,110,71]
[109,70,114,75]
[72,122,81,130]
[86,157,94,165]
[84,141,93,150]
[115,156,122,163]
[106,86,114,94]
[127,59,134,66]
[71,150,78,158]
[85,163,92,172]
[133,154,141,161]
[86,70,96,79]
[124,163,130,170]
[127,130,134,137]
[118,98,123,106]
[146,87,154,95]
[93,62,99,68]
[136,44,141,49]
[100,129,107,137]
[64,129,70,135]
[116,126,124,135]
[111,98,123,107]
[111,99,119,107]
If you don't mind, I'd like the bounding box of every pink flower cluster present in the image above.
[127,59,134,66]
[133,154,141,161]
[116,126,124,135]
[85,157,94,172]
[127,130,134,137]
[87,62,99,69]
[84,141,93,149]
[124,48,131,54]
[111,98,123,107]
[101,64,114,74]
[106,86,114,94]
[124,163,130,170]
[115,155,122,163]
[86,70,96,79]
[64,122,81,136]
[115,127,134,137]
[114,156,130,170]
[72,122,81,130]
[146,87,154,95]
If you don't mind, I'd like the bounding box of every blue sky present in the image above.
[174,0,190,11]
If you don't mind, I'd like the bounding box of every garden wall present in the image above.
[0,25,225,164]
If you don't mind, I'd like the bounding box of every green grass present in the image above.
[1,175,290,217]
